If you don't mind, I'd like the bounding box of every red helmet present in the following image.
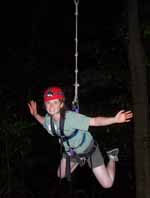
[43,86,65,102]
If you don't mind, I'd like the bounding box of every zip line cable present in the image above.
[72,0,80,112]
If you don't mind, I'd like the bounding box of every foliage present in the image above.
[0,112,34,195]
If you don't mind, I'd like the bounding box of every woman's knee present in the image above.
[57,158,66,178]
[92,165,114,188]
[57,160,78,178]
[100,180,113,188]
[57,168,66,178]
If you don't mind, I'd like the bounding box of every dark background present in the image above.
[0,0,138,197]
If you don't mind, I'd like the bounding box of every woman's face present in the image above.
[45,99,63,116]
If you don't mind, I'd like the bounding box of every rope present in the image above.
[72,0,80,112]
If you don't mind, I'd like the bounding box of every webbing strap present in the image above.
[50,117,85,150]
[50,117,57,136]
[50,116,72,148]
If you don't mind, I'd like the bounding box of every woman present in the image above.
[28,86,133,188]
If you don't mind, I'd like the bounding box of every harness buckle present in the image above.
[80,157,86,166]
[67,148,76,156]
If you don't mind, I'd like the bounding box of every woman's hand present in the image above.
[115,110,133,123]
[28,100,38,117]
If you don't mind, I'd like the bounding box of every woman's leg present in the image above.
[92,159,116,188]
[57,157,79,178]
[90,147,119,188]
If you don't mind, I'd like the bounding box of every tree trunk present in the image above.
[128,0,150,198]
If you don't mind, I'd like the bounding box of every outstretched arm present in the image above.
[89,110,133,126]
[28,100,45,125]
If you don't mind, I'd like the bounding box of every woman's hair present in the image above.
[59,98,67,119]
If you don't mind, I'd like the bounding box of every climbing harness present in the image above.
[50,116,87,157]
[72,0,80,113]
[50,115,97,182]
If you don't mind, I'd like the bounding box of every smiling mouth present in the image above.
[49,110,60,115]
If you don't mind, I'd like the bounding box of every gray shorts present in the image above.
[86,143,104,168]
[63,142,104,169]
